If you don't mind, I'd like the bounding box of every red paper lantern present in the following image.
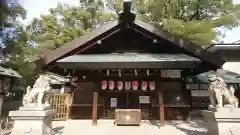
[100,80,107,90]
[149,81,155,90]
[132,81,138,90]
[108,80,114,90]
[141,81,147,91]
[117,81,123,90]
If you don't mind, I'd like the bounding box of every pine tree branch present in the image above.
[199,13,208,20]
[179,0,187,22]
[180,0,184,19]
[164,1,168,18]
[189,0,200,21]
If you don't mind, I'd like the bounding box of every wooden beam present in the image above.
[92,92,98,126]
[158,83,165,127]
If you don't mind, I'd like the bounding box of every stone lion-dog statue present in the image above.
[22,75,53,107]
[208,74,239,108]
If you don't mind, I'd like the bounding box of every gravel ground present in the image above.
[2,119,208,135]
[52,120,208,135]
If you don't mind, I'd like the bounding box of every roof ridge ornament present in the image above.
[123,0,131,13]
[118,0,136,23]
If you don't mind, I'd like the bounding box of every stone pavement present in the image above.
[52,120,208,135]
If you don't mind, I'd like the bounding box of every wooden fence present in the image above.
[50,93,71,120]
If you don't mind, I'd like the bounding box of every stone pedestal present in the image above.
[202,106,240,135]
[9,104,56,135]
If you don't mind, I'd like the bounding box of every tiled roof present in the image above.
[188,69,240,84]
[0,66,22,78]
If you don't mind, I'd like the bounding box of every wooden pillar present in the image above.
[66,91,74,120]
[158,83,165,127]
[92,91,98,126]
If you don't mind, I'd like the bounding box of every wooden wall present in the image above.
[70,82,95,119]
[69,79,190,120]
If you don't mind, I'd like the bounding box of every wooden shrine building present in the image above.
[36,1,225,126]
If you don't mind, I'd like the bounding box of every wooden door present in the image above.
[103,92,126,118]
[127,92,139,109]
[139,92,153,119]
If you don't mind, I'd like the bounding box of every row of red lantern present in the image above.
[100,80,155,91]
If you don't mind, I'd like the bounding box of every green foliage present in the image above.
[27,2,116,57]
[4,0,240,86]
[108,0,240,45]
[0,1,26,29]
[5,25,37,85]
[0,1,35,86]
[0,1,27,55]
[107,0,123,14]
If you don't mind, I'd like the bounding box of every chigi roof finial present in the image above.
[123,0,131,13]
[118,0,136,23]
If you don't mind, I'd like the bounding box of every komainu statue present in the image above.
[22,75,53,106]
[208,74,239,108]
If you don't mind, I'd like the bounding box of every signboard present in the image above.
[161,70,181,78]
[191,90,209,97]
[186,84,199,89]
[200,84,209,90]
[111,98,117,107]
[139,96,150,104]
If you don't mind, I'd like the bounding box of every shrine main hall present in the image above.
[36,1,225,126]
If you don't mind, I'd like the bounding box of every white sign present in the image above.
[111,98,117,107]
[139,96,150,104]
[161,70,181,78]
[186,84,199,89]
[191,90,209,97]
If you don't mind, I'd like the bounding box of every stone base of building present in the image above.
[202,105,240,135]
[9,104,56,135]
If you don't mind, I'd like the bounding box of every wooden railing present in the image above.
[50,93,71,120]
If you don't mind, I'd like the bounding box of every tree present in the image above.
[6,26,38,85]
[0,1,36,85]
[26,2,116,58]
[21,0,240,84]
[0,0,27,57]
[108,0,240,46]
[1,1,117,86]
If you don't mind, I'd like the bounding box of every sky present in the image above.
[19,0,240,43]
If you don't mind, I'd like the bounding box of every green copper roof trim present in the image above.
[188,70,240,84]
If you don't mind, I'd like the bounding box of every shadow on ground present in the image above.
[145,119,208,135]
[1,124,65,135]
[169,120,208,135]
[53,126,65,134]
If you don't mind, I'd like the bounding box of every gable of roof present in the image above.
[36,1,225,70]
[38,21,120,66]
[132,21,224,67]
